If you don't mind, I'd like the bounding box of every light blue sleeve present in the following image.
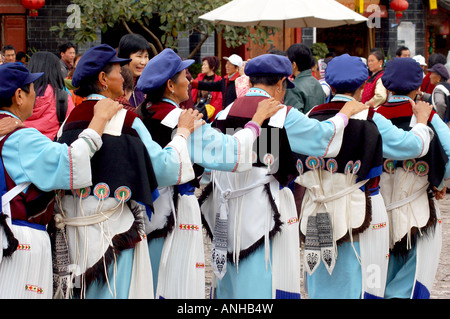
[188,123,241,172]
[372,113,429,160]
[284,107,342,157]
[2,128,72,191]
[430,115,450,188]
[131,117,185,187]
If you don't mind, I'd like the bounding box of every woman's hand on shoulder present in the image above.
[93,98,123,121]
[0,117,24,136]
[177,108,205,137]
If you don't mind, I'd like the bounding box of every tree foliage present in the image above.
[51,0,276,58]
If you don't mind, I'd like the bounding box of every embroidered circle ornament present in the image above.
[114,186,132,202]
[326,159,338,173]
[319,157,326,169]
[74,187,90,199]
[263,153,275,166]
[93,183,110,200]
[414,161,429,176]
[297,159,304,174]
[403,159,416,172]
[305,156,320,170]
[383,159,395,174]
[352,160,361,175]
[252,151,258,164]
[344,161,354,175]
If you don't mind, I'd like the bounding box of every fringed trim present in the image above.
[0,214,19,258]
[83,202,145,287]
[199,182,214,241]
[199,181,283,263]
[299,183,373,245]
[390,188,438,258]
[146,187,179,241]
[226,183,282,263]
[336,185,373,245]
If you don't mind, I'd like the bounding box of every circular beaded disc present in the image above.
[74,187,90,199]
[414,161,429,176]
[114,186,132,202]
[326,159,338,173]
[94,183,110,200]
[305,156,320,170]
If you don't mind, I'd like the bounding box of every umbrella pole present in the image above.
[283,21,286,51]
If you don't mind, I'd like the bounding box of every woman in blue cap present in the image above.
[297,54,437,299]
[0,62,122,299]
[377,57,450,299]
[199,53,371,299]
[53,44,203,299]
[135,48,283,298]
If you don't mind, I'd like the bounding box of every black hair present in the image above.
[428,53,446,68]
[28,51,66,97]
[58,42,76,54]
[16,51,27,61]
[268,49,287,56]
[74,63,115,97]
[369,49,385,62]
[2,45,15,53]
[396,46,409,57]
[0,83,31,108]
[118,34,151,59]
[249,75,287,90]
[286,43,314,72]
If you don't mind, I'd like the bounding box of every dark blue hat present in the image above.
[137,48,194,93]
[244,54,295,88]
[72,44,131,87]
[0,62,43,100]
[382,58,423,93]
[325,54,368,92]
[427,63,449,81]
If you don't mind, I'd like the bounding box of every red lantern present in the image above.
[390,0,409,23]
[21,0,45,17]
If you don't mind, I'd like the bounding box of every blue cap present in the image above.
[0,62,43,100]
[137,48,194,93]
[427,63,449,81]
[382,58,423,93]
[244,54,295,88]
[72,44,131,87]
[325,54,368,92]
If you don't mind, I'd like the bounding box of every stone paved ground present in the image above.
[431,193,450,299]
[203,193,450,299]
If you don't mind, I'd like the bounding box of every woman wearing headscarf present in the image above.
[53,44,202,299]
[0,62,122,299]
[377,57,450,299]
[361,50,387,108]
[23,51,75,140]
[135,48,283,298]
[296,54,435,299]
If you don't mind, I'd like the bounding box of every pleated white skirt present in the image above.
[0,224,52,299]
